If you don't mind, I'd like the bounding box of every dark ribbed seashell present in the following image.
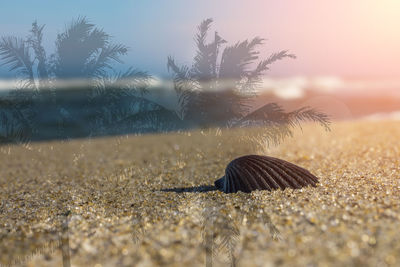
[214,155,318,193]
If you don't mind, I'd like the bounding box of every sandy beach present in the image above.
[1,120,400,266]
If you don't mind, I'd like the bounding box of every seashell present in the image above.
[214,155,318,193]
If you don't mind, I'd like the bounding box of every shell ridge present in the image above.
[286,165,317,186]
[225,165,236,193]
[257,157,302,189]
[251,157,291,189]
[270,157,318,182]
[275,163,308,187]
[266,158,310,187]
[234,164,254,192]
[268,157,318,185]
[246,158,280,190]
[224,168,229,192]
[231,164,253,192]
[241,161,272,191]
[247,160,277,190]
[241,161,268,191]
[228,166,238,193]
[228,163,246,193]
[224,174,228,193]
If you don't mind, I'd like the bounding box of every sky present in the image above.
[0,0,399,79]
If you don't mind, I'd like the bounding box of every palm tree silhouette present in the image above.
[0,18,117,88]
[0,17,130,87]
[168,18,329,141]
[50,17,128,80]
[0,17,330,144]
[0,17,165,142]
[0,36,35,89]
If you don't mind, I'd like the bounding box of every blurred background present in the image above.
[1,0,399,142]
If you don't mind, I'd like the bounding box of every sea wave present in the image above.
[362,111,400,121]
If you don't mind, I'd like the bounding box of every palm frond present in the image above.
[52,17,116,78]
[52,17,94,77]
[28,21,49,82]
[116,67,150,95]
[195,18,213,49]
[210,32,227,77]
[240,50,295,94]
[84,27,110,53]
[234,103,292,146]
[169,54,250,125]
[87,43,128,78]
[191,18,219,81]
[219,37,264,82]
[235,103,285,126]
[234,103,330,145]
[167,56,194,87]
[55,17,96,55]
[287,106,331,131]
[94,67,149,97]
[251,50,296,80]
[187,90,251,126]
[0,36,35,88]
[65,17,94,39]
[167,56,199,119]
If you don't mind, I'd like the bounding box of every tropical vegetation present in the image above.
[0,17,329,145]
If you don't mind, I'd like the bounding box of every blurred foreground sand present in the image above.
[0,121,400,266]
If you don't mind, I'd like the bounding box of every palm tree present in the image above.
[0,17,131,87]
[168,18,329,142]
[0,37,35,89]
[0,17,164,142]
[50,17,128,80]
